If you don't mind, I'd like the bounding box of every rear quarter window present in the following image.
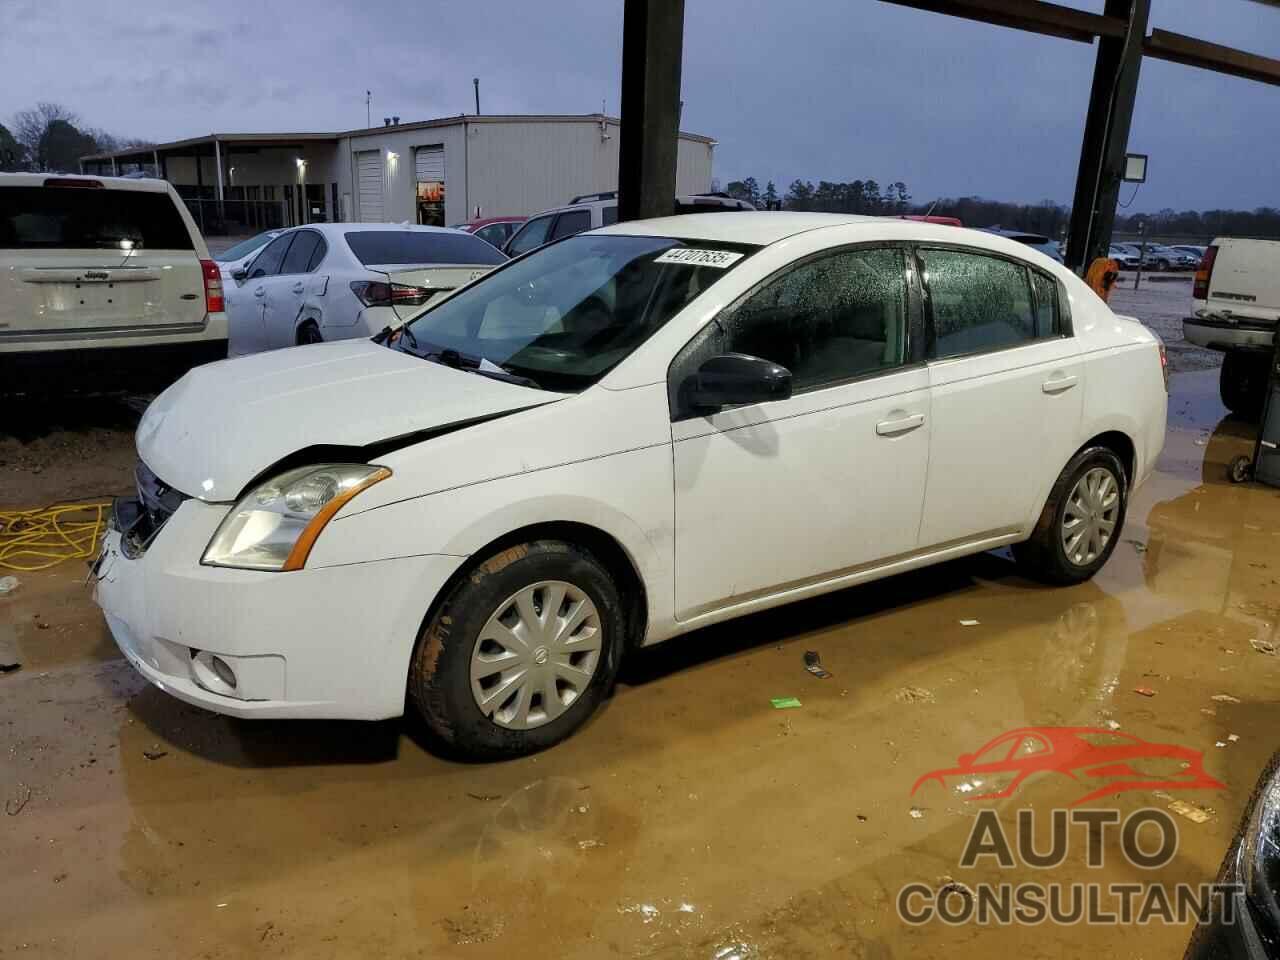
[0,186,194,250]
[344,230,505,266]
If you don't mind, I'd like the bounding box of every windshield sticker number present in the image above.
[653,248,744,269]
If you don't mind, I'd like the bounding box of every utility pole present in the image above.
[617,0,686,222]
[473,78,481,115]
[366,91,371,129]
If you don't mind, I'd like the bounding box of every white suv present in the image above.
[504,191,754,257]
[0,173,227,392]
[1184,238,1280,416]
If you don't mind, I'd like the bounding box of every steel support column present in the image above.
[1065,0,1150,273]
[617,0,685,222]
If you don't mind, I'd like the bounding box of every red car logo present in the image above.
[911,726,1225,807]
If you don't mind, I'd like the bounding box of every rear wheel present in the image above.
[1220,351,1268,420]
[1014,447,1127,585]
[408,540,625,759]
[297,321,323,345]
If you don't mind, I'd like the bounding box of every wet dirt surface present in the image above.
[4,315,1279,957]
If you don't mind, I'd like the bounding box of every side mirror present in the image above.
[231,267,248,283]
[687,353,792,411]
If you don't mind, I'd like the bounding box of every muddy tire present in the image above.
[1014,447,1127,585]
[1220,351,1267,420]
[297,321,323,345]
[408,540,624,760]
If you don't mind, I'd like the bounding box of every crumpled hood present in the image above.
[136,340,556,501]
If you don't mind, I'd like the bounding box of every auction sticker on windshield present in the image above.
[653,248,744,268]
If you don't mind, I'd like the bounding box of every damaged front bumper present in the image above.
[94,496,465,721]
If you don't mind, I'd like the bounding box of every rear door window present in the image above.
[551,209,592,241]
[249,233,294,278]
[0,185,194,250]
[280,230,323,274]
[1030,270,1061,338]
[344,230,505,266]
[918,248,1038,359]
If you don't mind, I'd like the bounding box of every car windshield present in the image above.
[344,230,506,266]
[398,233,754,391]
[214,231,276,262]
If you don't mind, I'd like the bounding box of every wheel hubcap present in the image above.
[470,581,603,730]
[1061,467,1120,567]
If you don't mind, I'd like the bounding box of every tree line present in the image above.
[724,174,1280,240]
[0,102,150,174]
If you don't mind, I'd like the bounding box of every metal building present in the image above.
[79,114,717,236]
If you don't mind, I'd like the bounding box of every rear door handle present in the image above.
[1042,374,1078,394]
[292,282,304,294]
[253,286,266,298]
[876,413,925,436]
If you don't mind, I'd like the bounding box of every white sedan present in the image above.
[95,213,1168,759]
[224,222,506,355]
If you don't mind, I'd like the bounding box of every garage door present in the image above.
[356,150,384,222]
[414,146,444,183]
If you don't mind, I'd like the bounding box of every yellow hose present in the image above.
[0,502,111,572]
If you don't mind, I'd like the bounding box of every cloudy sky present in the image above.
[3,0,1277,212]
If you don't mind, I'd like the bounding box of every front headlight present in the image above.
[202,463,390,571]
[1240,759,1280,936]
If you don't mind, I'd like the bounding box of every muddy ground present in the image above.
[3,284,1279,959]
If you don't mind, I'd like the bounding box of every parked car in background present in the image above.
[980,227,1064,263]
[1173,244,1207,262]
[225,223,505,356]
[504,191,754,257]
[1109,244,1143,269]
[452,216,526,250]
[213,230,281,280]
[1184,238,1280,417]
[1142,244,1199,271]
[96,213,1167,759]
[0,172,226,393]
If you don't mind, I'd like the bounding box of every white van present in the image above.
[1184,238,1280,416]
[0,173,227,392]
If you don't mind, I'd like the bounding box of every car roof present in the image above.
[468,216,525,226]
[0,172,173,193]
[293,222,461,236]
[597,211,883,245]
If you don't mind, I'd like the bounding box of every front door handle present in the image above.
[876,413,925,436]
[1042,374,1078,394]
[253,286,266,298]
[292,282,304,294]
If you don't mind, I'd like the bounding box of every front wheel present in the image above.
[1014,447,1128,585]
[408,540,625,759]
[297,321,324,345]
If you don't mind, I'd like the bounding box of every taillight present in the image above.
[200,259,224,314]
[42,177,104,189]
[1192,245,1217,300]
[1158,341,1169,392]
[349,280,431,307]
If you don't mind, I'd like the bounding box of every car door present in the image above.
[232,232,295,355]
[669,245,931,620]
[263,229,324,348]
[915,245,1083,548]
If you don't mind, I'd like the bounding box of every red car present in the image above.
[452,216,526,250]
[911,726,1225,807]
